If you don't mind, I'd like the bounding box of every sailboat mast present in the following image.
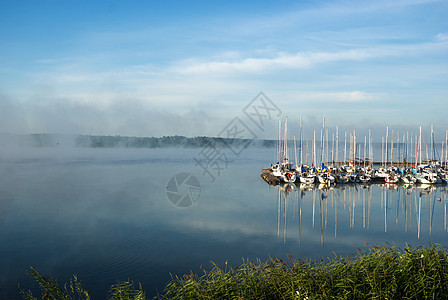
[321,117,325,167]
[325,128,328,166]
[353,130,356,166]
[326,128,329,166]
[406,131,409,168]
[419,126,422,165]
[313,130,316,168]
[397,132,400,168]
[391,131,394,168]
[385,126,389,168]
[306,139,309,166]
[285,118,288,164]
[336,126,339,167]
[431,124,434,162]
[332,133,335,167]
[368,129,372,168]
[442,141,444,171]
[358,144,361,168]
[344,132,347,166]
[320,128,323,166]
[349,133,353,165]
[393,131,396,167]
[415,134,418,168]
[277,120,282,164]
[445,130,448,169]
[364,136,367,169]
[300,115,303,167]
[402,133,405,167]
[294,136,298,169]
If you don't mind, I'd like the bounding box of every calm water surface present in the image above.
[0,147,447,298]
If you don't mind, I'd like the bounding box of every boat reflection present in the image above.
[270,182,448,246]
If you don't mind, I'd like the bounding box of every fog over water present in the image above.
[0,143,447,298]
[2,1,447,297]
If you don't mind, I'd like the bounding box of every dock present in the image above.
[260,172,281,185]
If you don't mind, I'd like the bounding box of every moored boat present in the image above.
[385,173,399,184]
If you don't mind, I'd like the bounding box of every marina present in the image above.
[262,118,448,187]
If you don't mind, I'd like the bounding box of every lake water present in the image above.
[0,146,447,299]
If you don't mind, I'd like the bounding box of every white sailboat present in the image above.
[416,171,437,184]
[385,173,399,184]
[401,174,417,185]
[279,118,296,183]
[300,129,317,184]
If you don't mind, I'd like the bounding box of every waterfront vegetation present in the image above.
[20,244,448,299]
[19,267,144,300]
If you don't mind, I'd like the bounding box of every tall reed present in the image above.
[158,244,448,299]
[20,244,448,299]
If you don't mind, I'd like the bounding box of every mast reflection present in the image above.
[270,182,448,246]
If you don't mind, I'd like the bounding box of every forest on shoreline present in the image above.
[0,133,276,149]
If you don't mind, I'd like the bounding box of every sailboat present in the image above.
[335,173,350,184]
[416,171,437,184]
[300,129,317,184]
[317,172,335,184]
[357,172,371,184]
[401,173,417,185]
[273,118,296,183]
[385,173,399,184]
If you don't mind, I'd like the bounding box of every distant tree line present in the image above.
[75,135,235,148]
[0,133,276,148]
[76,134,277,148]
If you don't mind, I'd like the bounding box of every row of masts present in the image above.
[275,117,448,170]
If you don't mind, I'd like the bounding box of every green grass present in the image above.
[21,244,448,300]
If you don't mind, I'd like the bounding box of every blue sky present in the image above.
[0,0,447,140]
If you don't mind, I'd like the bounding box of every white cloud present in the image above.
[316,91,377,103]
[436,33,448,42]
[173,49,372,75]
[171,37,448,76]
